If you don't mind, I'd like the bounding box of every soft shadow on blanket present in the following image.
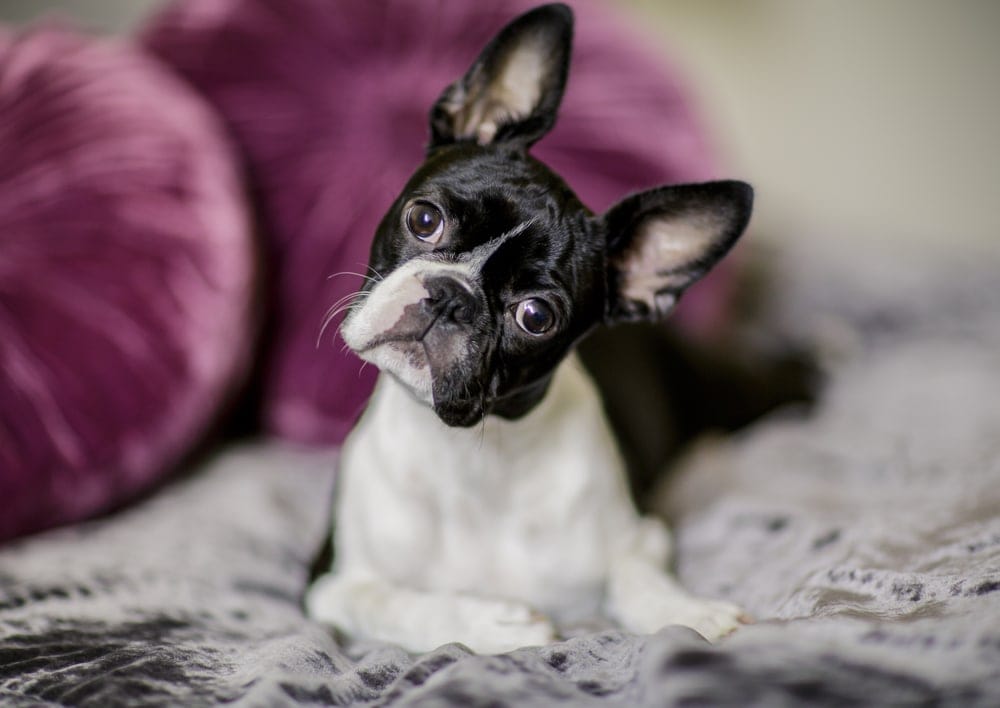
[2,242,999,706]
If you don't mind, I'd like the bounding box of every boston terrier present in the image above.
[306,3,752,654]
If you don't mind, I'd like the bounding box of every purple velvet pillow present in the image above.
[144,0,732,446]
[0,25,255,542]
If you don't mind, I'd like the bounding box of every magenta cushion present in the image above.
[144,0,732,446]
[0,25,255,541]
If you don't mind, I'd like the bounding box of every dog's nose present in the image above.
[422,275,479,326]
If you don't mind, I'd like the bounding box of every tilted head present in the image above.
[340,3,753,427]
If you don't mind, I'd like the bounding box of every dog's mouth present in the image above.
[358,335,429,368]
[353,303,445,357]
[352,331,492,427]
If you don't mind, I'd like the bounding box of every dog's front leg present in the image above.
[307,571,556,655]
[605,517,748,641]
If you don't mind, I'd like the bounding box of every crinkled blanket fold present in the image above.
[2,242,999,706]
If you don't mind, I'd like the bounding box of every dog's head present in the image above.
[340,3,752,427]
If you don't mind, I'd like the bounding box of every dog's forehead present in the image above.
[413,144,552,193]
[402,146,597,273]
[412,147,571,229]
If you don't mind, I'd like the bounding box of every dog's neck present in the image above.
[343,351,624,494]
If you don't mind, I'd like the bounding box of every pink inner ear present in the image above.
[616,217,726,316]
[449,35,552,145]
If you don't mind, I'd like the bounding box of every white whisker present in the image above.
[364,264,386,282]
[326,270,380,285]
[317,291,370,348]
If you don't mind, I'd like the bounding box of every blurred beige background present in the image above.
[3,0,998,252]
[622,0,1000,252]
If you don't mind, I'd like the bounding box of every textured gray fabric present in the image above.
[2,241,999,706]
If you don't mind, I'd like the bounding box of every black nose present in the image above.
[422,275,479,326]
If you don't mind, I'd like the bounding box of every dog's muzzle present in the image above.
[340,265,495,422]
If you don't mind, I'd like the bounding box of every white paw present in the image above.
[614,590,750,642]
[456,597,557,654]
[303,573,350,626]
[306,575,556,654]
[669,597,750,641]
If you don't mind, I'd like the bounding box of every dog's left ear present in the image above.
[429,3,573,149]
[603,181,754,323]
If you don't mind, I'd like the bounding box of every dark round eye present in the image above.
[405,201,444,243]
[514,298,555,335]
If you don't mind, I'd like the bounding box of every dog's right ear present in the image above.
[429,4,573,150]
[602,181,754,323]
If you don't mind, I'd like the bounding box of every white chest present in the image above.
[334,355,641,621]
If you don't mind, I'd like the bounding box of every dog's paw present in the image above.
[303,572,355,629]
[455,597,557,654]
[669,598,751,641]
[616,593,751,642]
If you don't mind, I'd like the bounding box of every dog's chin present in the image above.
[355,340,434,405]
[351,340,488,428]
[431,397,487,428]
[348,332,491,426]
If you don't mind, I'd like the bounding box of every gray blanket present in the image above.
[2,241,999,706]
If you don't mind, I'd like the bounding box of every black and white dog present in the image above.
[307,3,752,654]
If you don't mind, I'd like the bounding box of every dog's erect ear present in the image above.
[429,4,573,149]
[603,181,753,323]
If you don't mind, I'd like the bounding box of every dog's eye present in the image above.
[514,298,555,336]
[405,201,445,243]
